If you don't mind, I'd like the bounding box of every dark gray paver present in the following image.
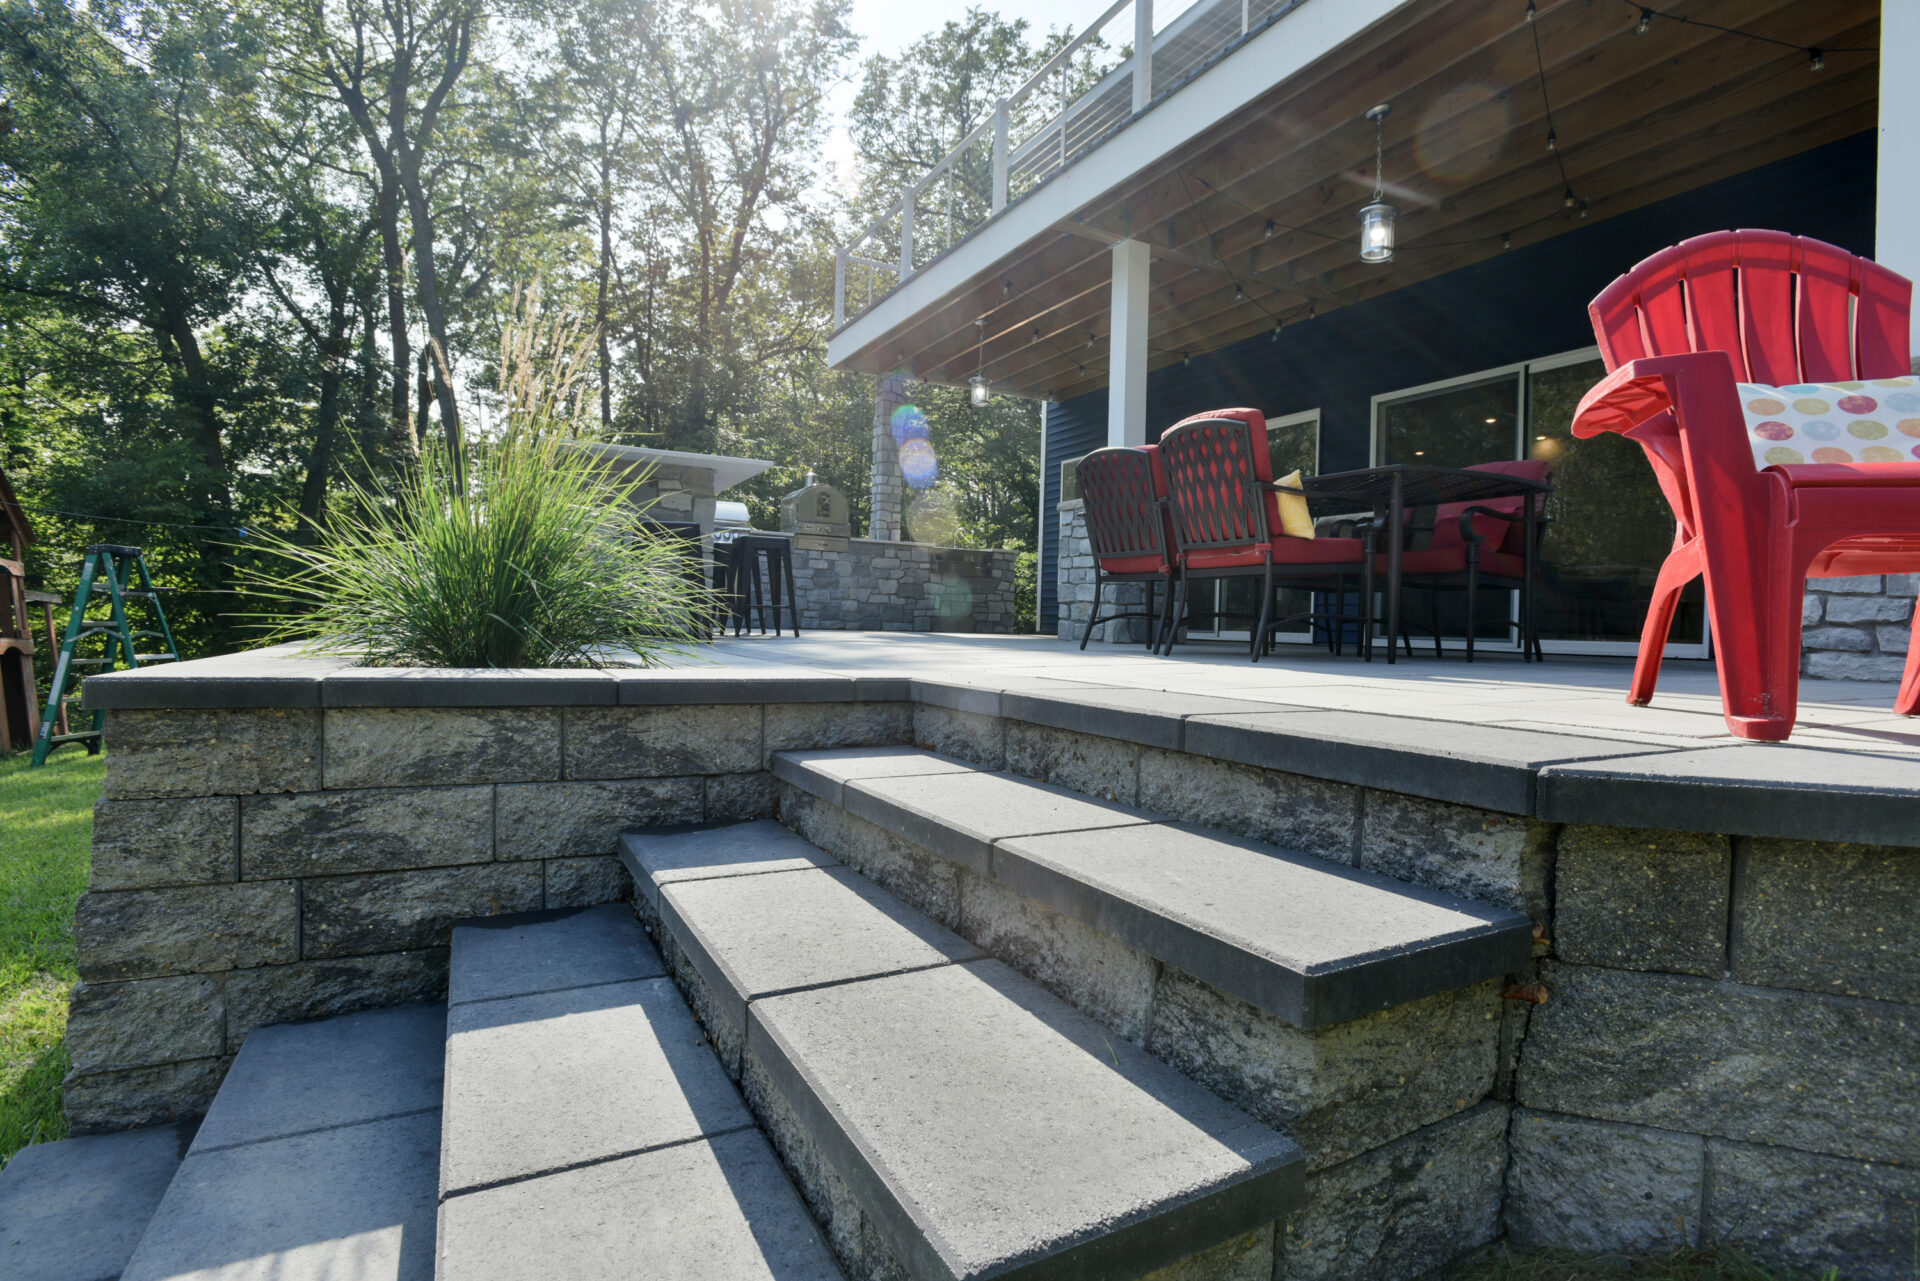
[1182,709,1678,813]
[617,821,838,913]
[0,1123,191,1281]
[190,1003,446,1153]
[436,1129,842,1281]
[748,960,1303,1281]
[998,685,1294,750]
[825,764,1151,874]
[658,867,984,1051]
[995,823,1532,1028]
[768,744,977,805]
[121,1109,441,1281]
[1537,744,1920,846]
[439,977,749,1196]
[323,669,616,707]
[448,904,661,1005]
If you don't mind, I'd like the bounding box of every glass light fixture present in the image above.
[970,318,990,407]
[1358,104,1397,265]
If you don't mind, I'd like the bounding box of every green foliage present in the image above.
[0,749,103,1166]
[242,432,716,668]
[0,0,1050,667]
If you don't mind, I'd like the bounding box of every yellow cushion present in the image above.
[1275,470,1315,539]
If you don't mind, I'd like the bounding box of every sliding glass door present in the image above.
[1372,351,1707,657]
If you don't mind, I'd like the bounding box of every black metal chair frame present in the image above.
[1076,447,1177,653]
[1376,496,1552,662]
[1156,417,1374,663]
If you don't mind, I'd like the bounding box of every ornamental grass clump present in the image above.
[243,431,715,668]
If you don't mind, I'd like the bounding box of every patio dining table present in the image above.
[1289,464,1551,665]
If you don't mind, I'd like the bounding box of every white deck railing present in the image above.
[833,0,1312,330]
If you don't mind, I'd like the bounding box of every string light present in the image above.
[1611,2,1868,66]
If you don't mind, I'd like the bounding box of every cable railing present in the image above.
[833,0,1311,330]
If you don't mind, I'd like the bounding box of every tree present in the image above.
[300,0,481,473]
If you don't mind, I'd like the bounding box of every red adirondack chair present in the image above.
[1572,229,1920,740]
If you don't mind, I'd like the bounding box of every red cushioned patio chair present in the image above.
[1386,459,1553,663]
[1573,229,1920,740]
[1076,445,1177,652]
[1157,409,1370,662]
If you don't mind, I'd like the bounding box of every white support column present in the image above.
[1107,238,1151,447]
[1879,0,1920,363]
[1133,0,1154,113]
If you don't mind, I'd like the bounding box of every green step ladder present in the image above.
[31,545,180,766]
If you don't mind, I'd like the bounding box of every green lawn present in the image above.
[0,748,103,1168]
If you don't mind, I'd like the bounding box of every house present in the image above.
[827,0,1904,670]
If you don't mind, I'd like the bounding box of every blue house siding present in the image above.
[1037,131,1876,630]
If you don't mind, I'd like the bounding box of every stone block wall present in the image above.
[64,700,912,1131]
[1506,827,1920,1280]
[1801,573,1917,681]
[1054,502,1154,645]
[786,539,1017,633]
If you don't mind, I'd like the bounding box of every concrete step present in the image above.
[120,1002,447,1281]
[436,903,842,1281]
[0,1122,191,1281]
[772,746,1532,1029]
[620,822,1305,1281]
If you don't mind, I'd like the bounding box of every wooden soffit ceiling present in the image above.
[848,0,1878,401]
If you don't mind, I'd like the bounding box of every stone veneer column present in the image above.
[868,370,909,541]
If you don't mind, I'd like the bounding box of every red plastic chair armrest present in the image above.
[1572,352,1740,439]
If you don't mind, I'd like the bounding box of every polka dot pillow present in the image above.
[1739,379,1920,468]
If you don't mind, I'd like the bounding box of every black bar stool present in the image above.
[727,535,801,637]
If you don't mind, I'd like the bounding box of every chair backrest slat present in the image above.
[1737,230,1798,384]
[1591,230,1914,385]
[1077,447,1169,568]
[1796,242,1855,382]
[1682,236,1741,364]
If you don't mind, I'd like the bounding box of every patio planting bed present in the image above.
[66,633,1920,1281]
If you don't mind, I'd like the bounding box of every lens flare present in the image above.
[898,438,939,490]
[1414,82,1511,183]
[904,487,958,543]
[890,404,931,444]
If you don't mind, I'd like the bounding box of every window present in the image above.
[1373,354,1706,655]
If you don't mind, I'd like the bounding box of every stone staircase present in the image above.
[2,747,1534,1281]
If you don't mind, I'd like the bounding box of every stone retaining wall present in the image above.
[64,700,911,1131]
[909,703,1919,1281]
[64,672,1920,1280]
[786,539,1018,633]
[1507,826,1920,1278]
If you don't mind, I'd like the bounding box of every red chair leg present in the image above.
[1697,507,1800,741]
[1628,538,1702,706]
[1897,628,1920,717]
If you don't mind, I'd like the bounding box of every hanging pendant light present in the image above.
[1357,104,1397,265]
[969,318,990,406]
